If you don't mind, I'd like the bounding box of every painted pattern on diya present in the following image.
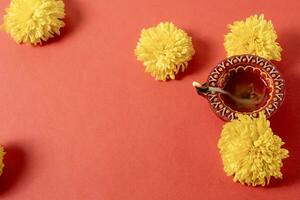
[205,55,285,121]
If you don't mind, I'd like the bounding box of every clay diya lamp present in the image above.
[193,54,285,121]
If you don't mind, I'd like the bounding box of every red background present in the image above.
[0,0,299,199]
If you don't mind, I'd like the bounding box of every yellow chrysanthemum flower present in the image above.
[218,112,289,186]
[0,146,5,176]
[224,14,282,61]
[2,0,65,45]
[135,22,195,81]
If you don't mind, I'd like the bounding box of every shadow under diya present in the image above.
[194,55,285,121]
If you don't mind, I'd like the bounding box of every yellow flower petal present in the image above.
[3,0,65,45]
[135,22,195,81]
[224,14,282,61]
[218,112,289,186]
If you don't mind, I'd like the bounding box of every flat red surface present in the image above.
[0,0,299,199]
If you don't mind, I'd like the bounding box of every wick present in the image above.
[192,81,229,95]
[192,81,202,88]
[192,81,265,106]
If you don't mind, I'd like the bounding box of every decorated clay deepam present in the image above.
[193,54,285,121]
